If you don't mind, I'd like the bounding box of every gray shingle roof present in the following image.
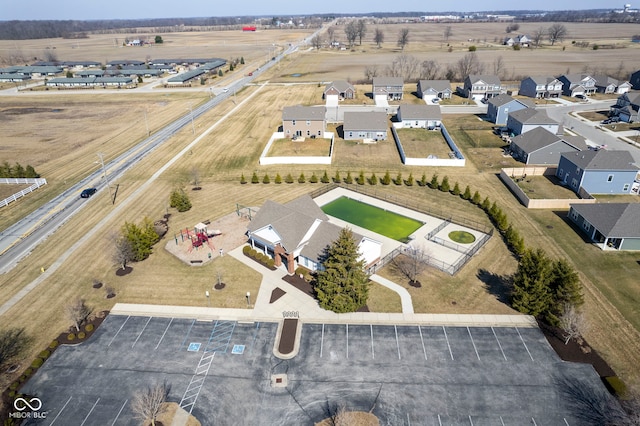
[299,222,364,263]
[512,127,586,154]
[488,93,535,108]
[561,150,639,171]
[282,106,326,121]
[324,80,355,94]
[398,104,441,120]
[418,80,452,92]
[468,74,502,85]
[570,203,640,238]
[373,77,404,87]
[508,108,557,125]
[343,111,388,132]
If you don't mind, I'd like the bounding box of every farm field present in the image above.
[0,22,640,396]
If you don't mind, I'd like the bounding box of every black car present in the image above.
[80,188,97,198]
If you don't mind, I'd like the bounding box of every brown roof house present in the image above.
[247,195,382,274]
[343,111,388,141]
[282,106,326,139]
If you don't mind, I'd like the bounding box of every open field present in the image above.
[514,175,581,199]
[396,128,453,158]
[267,137,332,156]
[1,25,640,396]
[0,184,30,199]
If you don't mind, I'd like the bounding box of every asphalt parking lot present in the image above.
[22,314,609,425]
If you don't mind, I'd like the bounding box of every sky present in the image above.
[2,0,610,20]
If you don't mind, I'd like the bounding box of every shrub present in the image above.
[67,333,76,341]
[38,350,50,359]
[31,358,43,369]
[9,382,19,390]
[49,340,59,349]
[333,171,341,183]
[243,245,251,255]
[405,172,414,186]
[262,174,270,184]
[603,376,627,398]
[78,332,86,339]
[468,45,477,52]
[24,368,33,376]
[251,172,259,184]
[266,258,275,268]
[321,171,330,183]
[512,44,520,51]
[285,173,294,184]
[169,188,192,212]
[8,391,16,398]
[381,171,391,185]
[274,173,282,184]
[295,266,306,276]
[439,176,450,192]
[356,171,365,185]
[344,171,353,184]
[85,324,94,332]
[369,173,378,185]
[429,173,439,189]
[309,173,318,183]
[394,172,403,186]
[419,173,427,187]
[452,182,460,196]
[592,44,599,50]
[298,173,306,183]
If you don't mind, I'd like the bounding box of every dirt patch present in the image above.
[165,211,252,265]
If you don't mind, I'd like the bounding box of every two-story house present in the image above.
[462,74,502,100]
[558,74,597,97]
[510,127,587,165]
[630,69,640,90]
[503,34,530,47]
[487,94,535,126]
[593,75,632,94]
[556,150,640,195]
[372,77,404,101]
[518,76,563,99]
[610,91,640,123]
[282,106,326,139]
[506,108,560,136]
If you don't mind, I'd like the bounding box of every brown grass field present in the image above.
[267,137,332,157]
[1,23,640,395]
[396,128,453,158]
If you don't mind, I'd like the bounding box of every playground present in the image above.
[164,212,252,266]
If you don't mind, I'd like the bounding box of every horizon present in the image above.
[2,0,614,21]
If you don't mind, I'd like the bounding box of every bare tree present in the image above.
[392,246,430,285]
[443,26,452,43]
[420,60,441,80]
[356,19,367,46]
[43,48,58,62]
[547,23,567,46]
[397,28,410,51]
[374,28,384,48]
[364,64,379,81]
[492,56,506,80]
[531,27,546,48]
[0,328,32,369]
[131,381,170,426]
[326,26,335,45]
[456,52,485,81]
[66,298,93,332]
[311,35,323,50]
[386,54,420,81]
[111,231,133,271]
[344,20,358,47]
[505,23,520,33]
[559,303,585,345]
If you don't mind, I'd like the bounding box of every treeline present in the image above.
[0,161,40,178]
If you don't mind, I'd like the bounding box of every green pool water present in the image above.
[321,196,424,242]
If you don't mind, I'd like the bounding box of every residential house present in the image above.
[506,108,560,136]
[0,73,31,82]
[323,80,356,100]
[246,195,382,273]
[372,77,404,101]
[518,76,563,98]
[462,74,502,100]
[503,34,530,47]
[396,104,442,129]
[610,91,640,122]
[417,80,452,101]
[630,69,640,89]
[509,127,587,165]
[343,111,388,141]
[556,150,640,195]
[593,75,631,94]
[282,106,326,139]
[568,203,640,250]
[487,94,535,125]
[558,74,597,97]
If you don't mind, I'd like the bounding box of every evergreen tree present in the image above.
[0,161,11,177]
[462,185,471,200]
[511,248,554,317]
[472,191,481,205]
[262,173,271,184]
[394,172,403,185]
[406,172,414,186]
[369,173,378,185]
[122,218,160,262]
[310,172,319,183]
[429,173,439,189]
[481,197,491,211]
[314,228,370,313]
[298,172,306,183]
[285,173,294,184]
[218,69,223,77]
[169,188,192,212]
[240,173,247,184]
[333,170,341,183]
[13,163,25,178]
[344,171,353,184]
[489,201,499,218]
[24,165,39,178]
[439,175,450,192]
[274,173,282,184]
[251,172,259,184]
[548,259,584,324]
[381,170,391,185]
[321,171,330,183]
[452,182,460,196]
[419,173,428,187]
[240,57,245,64]
[357,170,365,185]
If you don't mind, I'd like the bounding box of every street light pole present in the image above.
[205,290,210,307]
[96,153,113,203]
[188,104,195,135]
[144,108,150,136]
[246,292,251,308]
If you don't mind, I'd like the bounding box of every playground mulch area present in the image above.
[164,211,253,266]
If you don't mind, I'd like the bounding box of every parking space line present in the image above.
[564,418,570,425]
[516,327,535,361]
[500,416,505,426]
[531,417,538,426]
[108,316,130,347]
[320,324,324,358]
[111,399,128,426]
[442,326,454,360]
[80,397,100,426]
[467,327,480,360]
[394,325,401,360]
[180,319,196,350]
[468,415,474,425]
[346,324,349,359]
[132,317,152,348]
[49,395,72,425]
[492,327,507,361]
[249,322,260,352]
[155,318,174,350]
[437,414,443,426]
[418,326,427,360]
[370,324,375,359]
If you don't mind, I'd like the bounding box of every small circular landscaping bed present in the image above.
[448,230,476,244]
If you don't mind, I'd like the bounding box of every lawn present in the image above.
[396,128,452,158]
[267,137,332,157]
[321,196,424,242]
[0,184,30,199]
[514,175,581,200]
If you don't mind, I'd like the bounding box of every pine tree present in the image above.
[439,175,450,192]
[310,172,319,183]
[357,171,365,185]
[251,172,259,184]
[345,171,353,184]
[452,182,460,196]
[471,191,481,205]
[240,173,247,184]
[547,259,584,324]
[369,173,378,185]
[321,171,330,183]
[394,172,403,185]
[406,172,414,186]
[274,173,282,184]
[263,174,271,184]
[314,228,370,313]
[511,248,554,317]
[429,173,439,189]
[419,173,428,187]
[481,197,491,211]
[381,171,391,185]
[169,188,192,212]
[334,171,341,183]
[462,185,472,200]
[298,172,306,183]
[122,218,160,262]
[285,173,294,183]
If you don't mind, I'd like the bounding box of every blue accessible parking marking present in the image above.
[232,344,245,354]
[187,342,201,352]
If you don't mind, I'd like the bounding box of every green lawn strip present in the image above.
[321,196,424,242]
[448,230,476,244]
[367,282,402,312]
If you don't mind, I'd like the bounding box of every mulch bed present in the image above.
[539,321,615,378]
[270,287,286,303]
[278,319,298,355]
[282,274,315,298]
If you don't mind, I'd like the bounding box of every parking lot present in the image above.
[23,314,609,425]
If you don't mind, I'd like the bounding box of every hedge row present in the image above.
[243,245,275,269]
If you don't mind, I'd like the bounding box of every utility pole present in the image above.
[189,104,195,135]
[96,153,113,204]
[144,108,150,136]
